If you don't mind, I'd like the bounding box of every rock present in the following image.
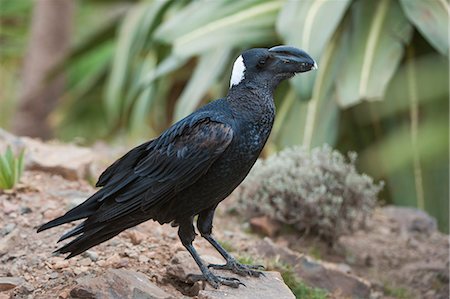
[52,259,69,269]
[71,269,173,299]
[249,216,280,237]
[106,253,122,268]
[84,250,98,262]
[255,238,371,298]
[166,251,223,282]
[166,251,295,299]
[0,276,25,291]
[199,271,294,299]
[43,209,63,220]
[3,223,16,235]
[124,230,147,245]
[79,258,92,267]
[382,206,437,234]
[24,137,94,181]
[0,228,20,256]
[2,200,19,214]
[0,130,94,181]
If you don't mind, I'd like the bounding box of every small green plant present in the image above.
[383,282,413,299]
[217,239,235,253]
[236,255,261,266]
[270,261,328,299]
[0,146,25,190]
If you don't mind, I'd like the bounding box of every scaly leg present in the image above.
[197,207,265,277]
[177,216,244,288]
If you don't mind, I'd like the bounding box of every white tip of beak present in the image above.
[311,61,318,70]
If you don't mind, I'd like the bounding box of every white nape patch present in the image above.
[230,55,246,87]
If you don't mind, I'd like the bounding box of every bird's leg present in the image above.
[177,216,244,288]
[197,208,265,277]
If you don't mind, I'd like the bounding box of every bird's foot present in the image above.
[186,272,245,289]
[208,259,265,277]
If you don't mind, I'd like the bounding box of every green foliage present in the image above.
[3,0,448,230]
[282,270,328,299]
[383,282,413,299]
[217,239,235,253]
[236,255,260,267]
[235,145,383,243]
[0,146,25,190]
[271,262,328,299]
[0,0,33,128]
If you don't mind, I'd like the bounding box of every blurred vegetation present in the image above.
[0,146,25,190]
[0,0,448,231]
[235,145,383,243]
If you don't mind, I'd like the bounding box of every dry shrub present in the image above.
[234,145,384,243]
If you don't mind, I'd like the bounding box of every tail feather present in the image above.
[55,219,140,258]
[57,222,85,242]
[37,192,104,233]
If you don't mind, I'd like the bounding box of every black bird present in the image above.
[37,46,317,288]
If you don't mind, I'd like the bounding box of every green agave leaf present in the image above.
[129,84,155,137]
[360,117,448,179]
[0,164,9,189]
[67,41,113,99]
[123,52,157,117]
[106,1,170,123]
[49,10,122,80]
[155,0,264,43]
[169,1,282,58]
[17,148,25,182]
[106,4,149,122]
[277,0,351,99]
[0,150,13,189]
[174,47,232,120]
[336,0,413,107]
[138,54,188,87]
[301,23,350,148]
[273,90,309,149]
[355,53,449,124]
[399,0,449,56]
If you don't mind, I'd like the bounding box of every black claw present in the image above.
[185,272,243,289]
[208,259,266,277]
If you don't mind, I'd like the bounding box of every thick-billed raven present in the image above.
[37,46,317,288]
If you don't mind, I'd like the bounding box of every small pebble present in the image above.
[84,250,98,262]
[52,260,69,269]
[4,223,16,234]
[20,207,32,214]
[138,256,149,263]
[78,258,91,267]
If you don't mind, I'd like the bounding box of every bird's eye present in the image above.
[258,59,266,67]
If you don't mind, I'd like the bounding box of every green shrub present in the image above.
[234,145,383,243]
[0,146,25,190]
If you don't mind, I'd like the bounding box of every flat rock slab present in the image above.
[167,251,294,299]
[255,238,371,298]
[0,129,94,181]
[0,276,24,291]
[198,271,294,299]
[71,269,174,299]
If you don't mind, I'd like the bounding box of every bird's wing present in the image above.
[89,116,234,222]
[37,114,234,234]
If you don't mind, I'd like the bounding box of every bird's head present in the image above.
[230,45,317,90]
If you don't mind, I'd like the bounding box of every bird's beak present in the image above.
[269,46,317,73]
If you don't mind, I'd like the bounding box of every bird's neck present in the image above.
[225,82,275,116]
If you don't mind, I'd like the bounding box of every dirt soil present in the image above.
[0,170,448,299]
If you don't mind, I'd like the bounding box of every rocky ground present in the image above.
[0,131,448,299]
